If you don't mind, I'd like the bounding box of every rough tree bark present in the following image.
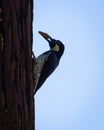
[0,0,35,130]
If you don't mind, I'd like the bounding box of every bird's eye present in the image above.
[56,40,61,44]
[52,41,56,47]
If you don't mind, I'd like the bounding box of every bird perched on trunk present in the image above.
[33,31,65,94]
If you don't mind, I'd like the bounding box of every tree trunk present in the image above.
[0,0,35,130]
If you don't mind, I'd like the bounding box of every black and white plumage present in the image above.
[33,31,65,94]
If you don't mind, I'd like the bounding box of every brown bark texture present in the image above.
[0,0,34,130]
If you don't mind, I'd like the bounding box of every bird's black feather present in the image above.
[34,51,59,93]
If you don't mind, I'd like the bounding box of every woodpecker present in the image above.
[33,31,65,94]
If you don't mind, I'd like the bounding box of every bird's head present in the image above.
[39,31,65,58]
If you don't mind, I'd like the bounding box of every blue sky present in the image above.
[33,0,104,130]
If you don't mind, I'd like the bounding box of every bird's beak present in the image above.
[39,31,53,42]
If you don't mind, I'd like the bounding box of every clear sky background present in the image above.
[33,0,104,130]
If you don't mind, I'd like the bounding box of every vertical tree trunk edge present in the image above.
[0,0,35,130]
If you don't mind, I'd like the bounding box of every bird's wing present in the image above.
[35,51,59,93]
